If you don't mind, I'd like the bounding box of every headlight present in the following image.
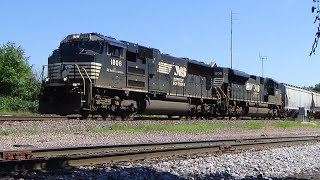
[72,34,80,39]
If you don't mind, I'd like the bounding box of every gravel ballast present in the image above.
[1,119,320,179]
[4,143,320,179]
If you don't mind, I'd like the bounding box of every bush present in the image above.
[0,96,38,113]
[0,42,40,101]
[0,42,40,113]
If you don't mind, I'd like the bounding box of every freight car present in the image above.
[281,84,320,119]
[39,33,304,119]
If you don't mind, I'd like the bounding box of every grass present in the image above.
[0,129,17,136]
[0,111,36,115]
[89,120,320,133]
[23,127,38,135]
[90,123,228,133]
[90,121,269,133]
[271,121,320,128]
[0,128,39,136]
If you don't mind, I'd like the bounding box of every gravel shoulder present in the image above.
[4,143,320,179]
[0,119,320,150]
[2,119,320,179]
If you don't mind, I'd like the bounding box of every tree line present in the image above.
[0,42,40,113]
[303,84,320,92]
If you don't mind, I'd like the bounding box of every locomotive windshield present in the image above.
[60,34,103,53]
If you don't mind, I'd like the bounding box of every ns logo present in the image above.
[174,65,187,78]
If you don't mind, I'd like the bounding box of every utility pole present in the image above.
[230,10,237,69]
[259,53,267,77]
[230,10,233,69]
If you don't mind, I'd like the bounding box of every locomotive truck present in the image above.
[39,33,319,119]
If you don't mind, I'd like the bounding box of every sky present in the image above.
[0,0,319,87]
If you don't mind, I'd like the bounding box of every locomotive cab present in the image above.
[39,33,127,116]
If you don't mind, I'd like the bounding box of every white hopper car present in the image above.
[282,83,320,118]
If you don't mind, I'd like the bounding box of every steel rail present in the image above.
[0,115,80,121]
[0,136,319,174]
[0,115,181,121]
[0,115,294,121]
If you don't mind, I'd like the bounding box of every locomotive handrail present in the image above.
[74,64,86,95]
[217,86,227,99]
[82,68,93,109]
[41,65,51,82]
[41,65,45,81]
[216,86,229,111]
[215,87,222,103]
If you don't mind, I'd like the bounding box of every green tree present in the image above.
[0,42,40,101]
[302,86,313,91]
[313,83,320,92]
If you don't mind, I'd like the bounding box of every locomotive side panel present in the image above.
[187,61,214,99]
[158,55,188,96]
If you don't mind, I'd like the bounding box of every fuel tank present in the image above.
[143,100,190,115]
[247,107,270,117]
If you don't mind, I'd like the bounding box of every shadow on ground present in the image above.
[2,166,312,180]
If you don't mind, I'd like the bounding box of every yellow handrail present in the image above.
[74,64,86,95]
[82,68,92,102]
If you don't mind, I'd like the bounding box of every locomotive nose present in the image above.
[60,47,81,61]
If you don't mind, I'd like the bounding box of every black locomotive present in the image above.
[39,33,284,119]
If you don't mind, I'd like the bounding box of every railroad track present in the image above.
[0,114,284,121]
[0,136,319,174]
[0,115,193,121]
[0,115,80,121]
[0,115,179,121]
[0,115,167,121]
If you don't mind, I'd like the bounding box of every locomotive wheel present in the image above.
[120,110,128,121]
[101,115,108,120]
[100,109,109,120]
[80,110,90,120]
[110,115,117,121]
[120,115,127,121]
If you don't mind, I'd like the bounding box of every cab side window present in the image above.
[108,45,123,57]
